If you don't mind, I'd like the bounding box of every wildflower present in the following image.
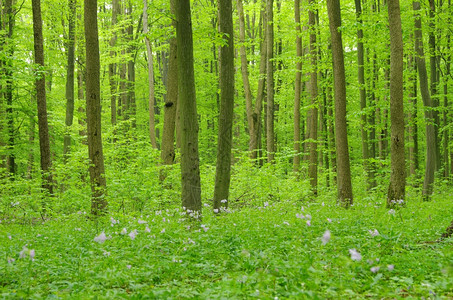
[213,209,219,213]
[129,229,138,240]
[370,266,380,273]
[8,235,12,240]
[264,202,269,207]
[201,224,209,232]
[74,228,82,231]
[388,209,396,215]
[305,214,312,220]
[349,249,362,261]
[121,228,127,235]
[103,250,111,257]
[306,220,311,226]
[126,265,132,269]
[322,230,331,245]
[221,199,228,203]
[301,206,305,211]
[322,202,325,206]
[94,232,107,244]
[28,249,35,261]
[37,234,42,237]
[19,246,28,259]
[296,213,305,219]
[160,228,165,234]
[387,264,394,271]
[327,218,332,223]
[110,217,118,225]
[138,219,147,224]
[283,221,290,226]
[145,226,151,233]
[203,203,210,207]
[368,229,379,237]
[7,258,15,264]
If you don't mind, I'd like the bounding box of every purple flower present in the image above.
[387,264,394,271]
[370,266,380,273]
[349,248,362,261]
[94,232,107,244]
[129,229,138,240]
[322,230,331,245]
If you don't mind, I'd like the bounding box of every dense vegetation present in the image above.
[1,0,452,297]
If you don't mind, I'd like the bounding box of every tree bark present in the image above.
[413,1,436,201]
[32,0,53,195]
[63,0,76,163]
[213,0,235,211]
[386,0,406,206]
[326,0,353,207]
[143,0,157,148]
[307,1,318,194]
[408,53,419,177]
[175,0,202,214]
[293,0,302,173]
[266,0,274,163]
[161,0,178,166]
[109,0,118,126]
[84,0,107,214]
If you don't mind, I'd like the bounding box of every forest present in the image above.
[1,0,453,298]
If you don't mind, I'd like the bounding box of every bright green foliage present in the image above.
[1,188,452,298]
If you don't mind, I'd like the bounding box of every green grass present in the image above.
[1,191,453,299]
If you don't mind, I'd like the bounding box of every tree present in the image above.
[175,0,202,214]
[213,0,235,211]
[160,0,178,166]
[108,0,119,126]
[293,0,302,173]
[63,0,76,162]
[413,1,436,201]
[143,0,157,148]
[326,0,353,207]
[307,0,318,194]
[84,0,107,215]
[266,0,274,163]
[32,0,53,196]
[386,0,406,206]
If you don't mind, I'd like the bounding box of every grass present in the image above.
[1,188,453,299]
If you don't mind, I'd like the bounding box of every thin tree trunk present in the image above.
[307,1,318,194]
[293,0,302,173]
[84,0,107,214]
[63,0,76,163]
[386,0,406,206]
[109,0,118,126]
[161,0,178,166]
[266,0,274,163]
[443,3,451,178]
[413,1,436,201]
[213,0,235,211]
[408,53,419,177]
[32,0,53,196]
[175,0,202,214]
[143,0,157,148]
[326,0,353,207]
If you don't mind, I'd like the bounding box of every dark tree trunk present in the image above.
[213,0,235,211]
[84,0,107,214]
[32,0,53,195]
[175,0,202,214]
[293,0,302,173]
[266,0,274,163]
[326,0,353,207]
[386,0,406,206]
[109,0,119,126]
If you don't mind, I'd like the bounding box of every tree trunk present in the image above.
[266,0,274,163]
[326,0,353,207]
[161,0,178,166]
[307,2,318,195]
[32,0,53,196]
[386,0,406,206]
[143,0,157,148]
[213,0,235,211]
[443,2,451,178]
[413,1,436,201]
[109,0,118,126]
[408,53,419,177]
[175,0,202,214]
[63,0,76,163]
[127,2,136,127]
[293,0,302,173]
[84,0,107,215]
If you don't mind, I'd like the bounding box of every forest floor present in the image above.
[1,191,453,299]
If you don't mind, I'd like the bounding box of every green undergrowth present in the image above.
[1,193,453,299]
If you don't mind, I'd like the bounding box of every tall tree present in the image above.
[386,0,406,206]
[175,0,202,214]
[413,1,436,201]
[108,0,119,126]
[160,0,178,166]
[213,0,235,211]
[32,0,53,195]
[85,0,107,214]
[326,0,353,207]
[266,0,274,163]
[143,0,157,148]
[307,0,318,194]
[293,0,302,173]
[63,0,76,162]
[408,53,419,177]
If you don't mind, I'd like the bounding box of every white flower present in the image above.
[19,246,28,259]
[368,229,379,237]
[301,206,305,211]
[213,209,219,213]
[74,228,82,231]
[388,209,396,215]
[103,250,111,257]
[138,219,147,224]
[349,248,362,261]
[387,264,394,271]
[296,213,305,219]
[29,249,35,261]
[322,202,325,206]
[8,235,12,240]
[370,266,380,273]
[94,232,107,244]
[110,217,118,225]
[264,202,269,207]
[126,264,132,269]
[160,228,165,233]
[283,221,290,226]
[145,226,151,233]
[306,220,311,226]
[7,257,15,264]
[120,228,127,235]
[322,230,331,245]
[221,199,228,203]
[327,218,332,223]
[129,229,138,240]
[305,214,312,220]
